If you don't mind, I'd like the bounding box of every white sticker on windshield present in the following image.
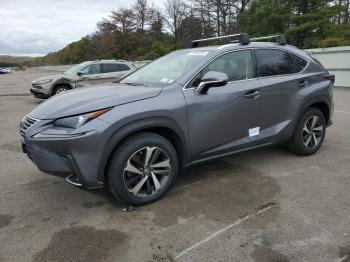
[187,52,209,56]
[160,78,170,83]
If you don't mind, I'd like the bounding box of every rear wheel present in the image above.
[53,86,69,96]
[107,132,179,206]
[289,108,326,156]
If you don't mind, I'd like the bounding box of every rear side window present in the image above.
[102,63,119,73]
[257,49,307,77]
[102,63,131,73]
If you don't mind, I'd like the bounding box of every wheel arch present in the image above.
[51,82,73,95]
[309,102,330,124]
[297,95,331,125]
[97,117,190,183]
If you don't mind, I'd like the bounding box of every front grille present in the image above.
[22,139,34,161]
[20,115,38,138]
[20,116,38,162]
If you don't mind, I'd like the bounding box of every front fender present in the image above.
[96,117,189,182]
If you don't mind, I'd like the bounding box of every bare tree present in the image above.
[110,8,135,33]
[165,0,189,44]
[343,0,350,23]
[232,0,251,14]
[133,0,154,32]
[150,10,164,39]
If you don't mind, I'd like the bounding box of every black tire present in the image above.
[107,132,179,206]
[53,85,70,96]
[289,108,326,156]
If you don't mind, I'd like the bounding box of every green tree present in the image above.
[238,0,291,37]
[286,0,340,48]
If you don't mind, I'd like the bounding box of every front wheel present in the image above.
[289,108,326,156]
[107,132,179,206]
[53,86,70,96]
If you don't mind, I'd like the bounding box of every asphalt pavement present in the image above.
[0,68,349,262]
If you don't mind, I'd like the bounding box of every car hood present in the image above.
[29,84,162,120]
[32,74,64,84]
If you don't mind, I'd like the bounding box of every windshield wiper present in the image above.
[123,82,145,86]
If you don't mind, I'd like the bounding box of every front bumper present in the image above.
[30,83,51,99]
[30,87,51,99]
[20,116,111,189]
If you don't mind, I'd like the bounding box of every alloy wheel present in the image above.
[302,115,324,149]
[55,87,67,95]
[123,147,171,198]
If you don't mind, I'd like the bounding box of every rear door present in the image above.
[183,49,263,160]
[256,48,309,139]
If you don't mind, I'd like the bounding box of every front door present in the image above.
[183,50,262,161]
[76,63,103,87]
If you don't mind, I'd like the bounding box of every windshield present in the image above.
[120,50,212,87]
[63,62,88,75]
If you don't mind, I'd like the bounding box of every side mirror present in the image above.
[197,71,228,94]
[77,71,84,77]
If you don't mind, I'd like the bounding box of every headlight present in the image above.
[35,79,52,84]
[53,108,112,128]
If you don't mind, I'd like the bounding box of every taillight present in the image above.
[324,74,335,82]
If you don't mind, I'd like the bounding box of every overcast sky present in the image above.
[0,0,165,57]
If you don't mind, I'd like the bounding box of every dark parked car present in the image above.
[20,34,334,205]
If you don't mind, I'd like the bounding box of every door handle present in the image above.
[298,80,308,88]
[244,90,261,99]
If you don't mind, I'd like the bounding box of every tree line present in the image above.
[32,0,350,66]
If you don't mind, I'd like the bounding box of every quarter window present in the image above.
[191,50,253,87]
[118,64,131,71]
[256,49,307,77]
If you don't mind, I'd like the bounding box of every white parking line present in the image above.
[335,110,350,114]
[175,203,274,260]
[336,255,348,262]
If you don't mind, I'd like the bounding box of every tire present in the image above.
[289,108,326,156]
[53,86,70,96]
[107,132,179,206]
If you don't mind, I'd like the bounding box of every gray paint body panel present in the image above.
[21,42,334,188]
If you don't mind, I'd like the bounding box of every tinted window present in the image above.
[81,64,101,75]
[102,63,119,73]
[118,64,131,71]
[257,49,307,77]
[102,63,131,73]
[191,50,253,87]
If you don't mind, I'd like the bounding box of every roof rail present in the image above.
[250,35,286,45]
[94,59,129,62]
[191,33,250,48]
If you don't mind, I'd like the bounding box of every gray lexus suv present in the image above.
[20,34,334,205]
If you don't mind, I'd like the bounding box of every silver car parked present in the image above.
[30,60,137,98]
